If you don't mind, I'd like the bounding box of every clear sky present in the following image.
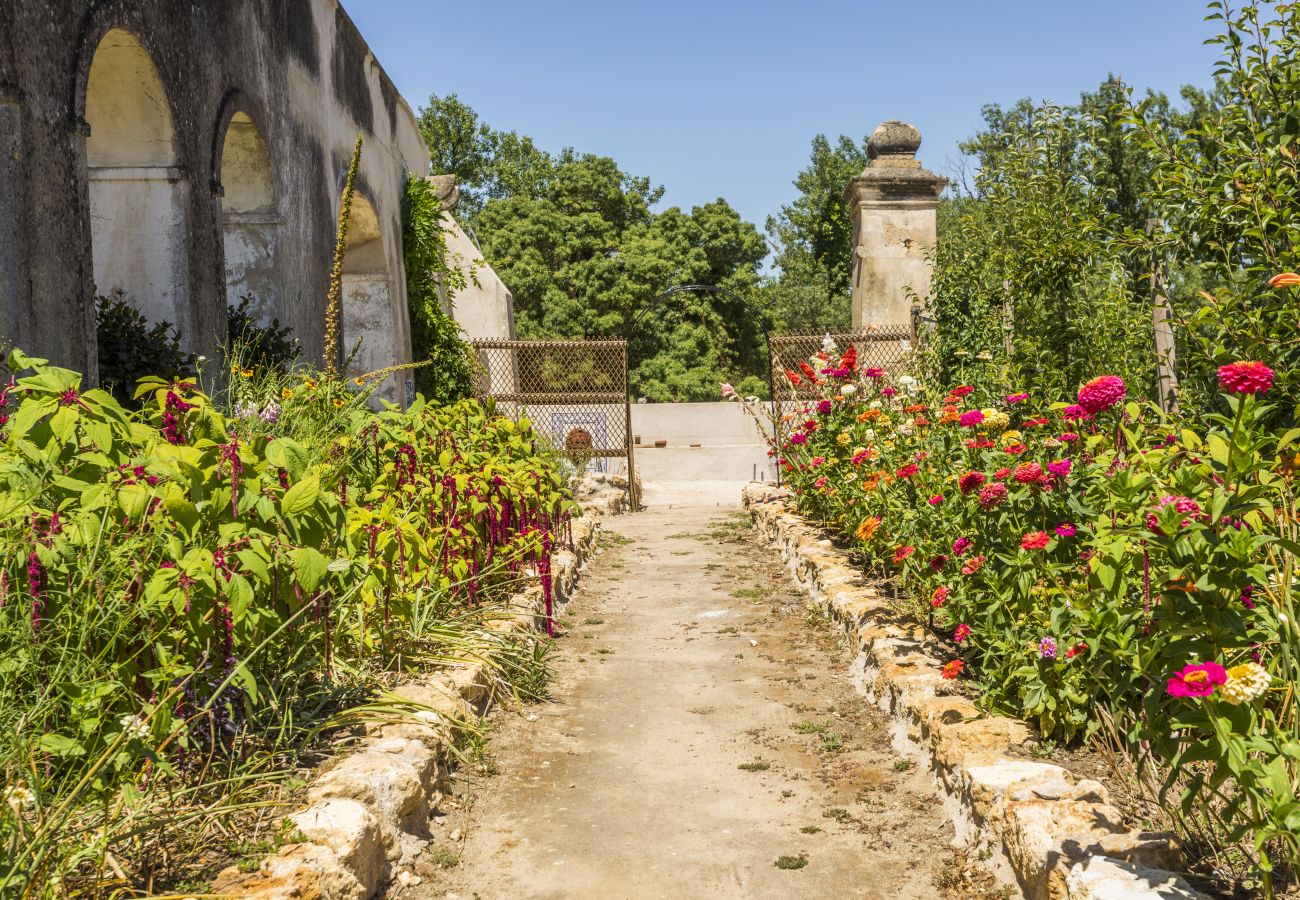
[345,1,1220,235]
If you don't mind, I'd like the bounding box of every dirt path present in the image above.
[408,501,1001,900]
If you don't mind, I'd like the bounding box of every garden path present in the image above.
[410,498,996,899]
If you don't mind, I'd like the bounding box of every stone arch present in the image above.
[341,191,397,401]
[83,27,191,338]
[214,97,281,326]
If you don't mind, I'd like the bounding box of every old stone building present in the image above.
[0,0,510,402]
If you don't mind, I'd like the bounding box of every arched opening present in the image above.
[85,28,190,337]
[341,193,398,402]
[218,111,280,325]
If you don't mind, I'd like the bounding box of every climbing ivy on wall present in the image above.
[402,175,475,404]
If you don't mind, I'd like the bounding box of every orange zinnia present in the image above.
[855,516,881,541]
[1268,272,1300,288]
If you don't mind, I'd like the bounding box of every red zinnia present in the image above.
[958,471,986,495]
[896,463,919,479]
[1020,530,1050,551]
[949,385,975,397]
[931,586,950,608]
[784,368,803,386]
[941,659,965,679]
[1077,375,1126,414]
[1217,361,1275,395]
[1013,462,1043,485]
[893,545,916,564]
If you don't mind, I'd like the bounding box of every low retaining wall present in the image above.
[215,509,608,899]
[743,483,1206,900]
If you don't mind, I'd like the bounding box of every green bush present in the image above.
[94,290,195,406]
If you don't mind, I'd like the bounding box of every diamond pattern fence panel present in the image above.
[469,339,635,503]
[768,327,915,459]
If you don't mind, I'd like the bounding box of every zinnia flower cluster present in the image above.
[959,409,985,428]
[958,471,986,495]
[1076,375,1126,414]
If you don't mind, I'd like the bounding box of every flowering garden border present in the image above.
[743,483,1208,900]
[214,506,612,899]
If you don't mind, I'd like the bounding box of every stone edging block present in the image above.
[215,503,613,899]
[741,482,1206,900]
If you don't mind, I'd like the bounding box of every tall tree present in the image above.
[763,134,870,334]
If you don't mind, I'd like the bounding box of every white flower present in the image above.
[900,340,912,352]
[840,384,857,397]
[896,423,914,436]
[898,375,916,387]
[864,429,876,440]
[869,400,882,409]
[234,400,258,419]
[3,783,35,808]
[119,714,149,741]
[1221,662,1270,705]
[821,334,837,354]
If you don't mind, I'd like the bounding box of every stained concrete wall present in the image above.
[628,402,775,483]
[0,0,431,392]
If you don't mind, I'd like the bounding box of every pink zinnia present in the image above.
[1077,375,1126,414]
[789,433,807,445]
[1061,405,1092,422]
[851,450,869,466]
[1005,392,1029,405]
[1166,661,1227,698]
[1047,459,1072,477]
[959,409,985,428]
[977,482,1008,508]
[931,586,949,608]
[893,545,916,564]
[929,554,949,571]
[1055,523,1076,538]
[961,554,985,575]
[1217,361,1275,395]
[1059,432,1079,443]
[927,494,944,506]
[1020,530,1050,551]
[864,367,885,380]
[952,536,972,555]
[816,399,833,415]
[896,463,919,479]
[953,624,971,643]
[881,386,898,397]
[1013,462,1043,484]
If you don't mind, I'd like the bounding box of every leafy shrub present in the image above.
[226,295,299,373]
[95,290,195,406]
[0,349,575,892]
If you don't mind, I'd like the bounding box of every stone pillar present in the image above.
[844,121,947,330]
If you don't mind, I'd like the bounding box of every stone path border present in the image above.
[743,483,1208,900]
[215,505,612,900]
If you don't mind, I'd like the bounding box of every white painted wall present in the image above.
[627,402,775,484]
[442,215,514,340]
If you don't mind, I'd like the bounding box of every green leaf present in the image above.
[38,733,85,757]
[289,546,329,594]
[281,475,320,518]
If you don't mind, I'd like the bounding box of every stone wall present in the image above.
[0,0,430,401]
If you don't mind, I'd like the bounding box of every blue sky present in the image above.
[347,1,1220,234]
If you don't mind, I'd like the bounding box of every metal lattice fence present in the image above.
[768,326,915,448]
[469,339,635,500]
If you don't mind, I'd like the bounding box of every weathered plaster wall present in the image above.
[441,217,515,341]
[0,0,431,391]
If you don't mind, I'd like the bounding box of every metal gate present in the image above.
[469,339,636,506]
[768,326,915,451]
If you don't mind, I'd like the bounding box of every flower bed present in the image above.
[746,340,1300,890]
[0,349,577,893]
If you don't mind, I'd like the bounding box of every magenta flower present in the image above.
[954,624,971,643]
[789,433,807,445]
[1166,661,1227,698]
[977,482,1008,508]
[1039,637,1057,659]
[952,536,972,555]
[1047,458,1072,477]
[959,409,985,428]
[1059,432,1079,442]
[1005,392,1029,404]
[927,494,944,506]
[1061,405,1092,422]
[1217,361,1275,395]
[1077,375,1126,414]
[816,400,833,415]
[864,367,885,380]
[1054,523,1076,538]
